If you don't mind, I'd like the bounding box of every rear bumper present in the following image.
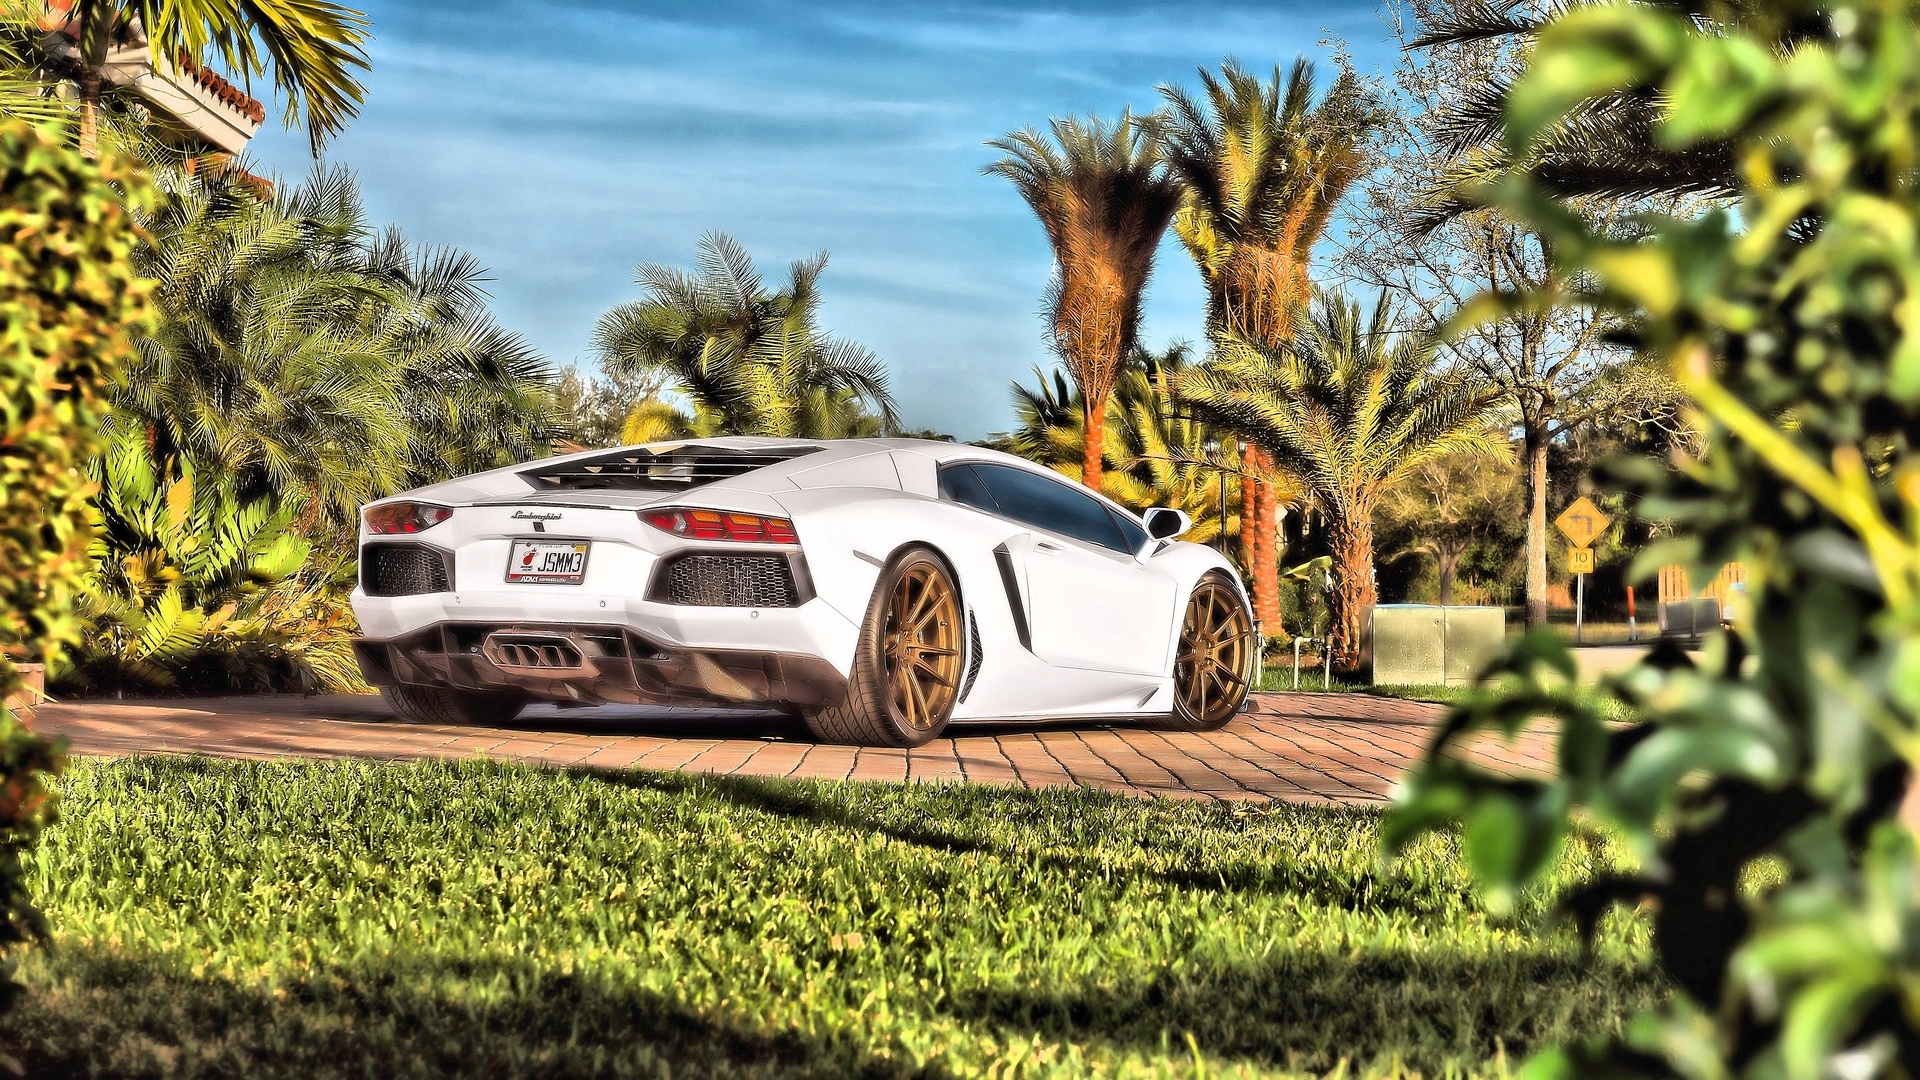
[352,622,847,710]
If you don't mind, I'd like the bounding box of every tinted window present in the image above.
[938,464,998,513]
[971,463,1128,553]
[1106,506,1148,553]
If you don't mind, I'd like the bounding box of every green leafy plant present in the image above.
[591,231,898,441]
[124,163,562,534]
[63,430,360,694]
[0,119,147,1040]
[992,344,1291,548]
[1281,555,1334,644]
[1175,292,1497,667]
[1388,1,1920,1076]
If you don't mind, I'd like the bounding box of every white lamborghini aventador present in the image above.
[350,438,1256,746]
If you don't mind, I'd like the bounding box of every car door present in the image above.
[959,462,1178,675]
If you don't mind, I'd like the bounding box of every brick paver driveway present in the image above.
[30,692,1552,805]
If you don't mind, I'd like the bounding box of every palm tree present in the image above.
[591,232,899,441]
[1174,292,1497,668]
[1397,0,1824,225]
[121,163,561,529]
[992,344,1301,548]
[986,113,1184,493]
[37,0,369,153]
[1151,58,1379,632]
[0,3,69,125]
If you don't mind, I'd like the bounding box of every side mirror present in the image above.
[1142,507,1192,541]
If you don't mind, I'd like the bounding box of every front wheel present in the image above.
[1169,573,1255,730]
[803,548,963,747]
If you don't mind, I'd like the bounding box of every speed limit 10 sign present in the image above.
[1567,546,1594,574]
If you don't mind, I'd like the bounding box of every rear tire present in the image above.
[1168,572,1255,731]
[380,685,529,726]
[803,547,963,747]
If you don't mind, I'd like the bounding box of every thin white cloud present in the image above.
[825,5,1372,59]
[247,0,1390,437]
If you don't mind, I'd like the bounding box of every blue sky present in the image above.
[245,0,1396,440]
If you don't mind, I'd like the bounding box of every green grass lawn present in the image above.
[8,757,1663,1079]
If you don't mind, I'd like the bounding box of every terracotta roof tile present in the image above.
[33,1,266,125]
[173,51,266,124]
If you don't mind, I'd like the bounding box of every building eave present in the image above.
[102,44,264,155]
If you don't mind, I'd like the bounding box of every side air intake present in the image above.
[959,611,983,704]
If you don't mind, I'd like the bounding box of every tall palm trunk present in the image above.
[1327,506,1376,669]
[1524,429,1549,629]
[77,69,102,154]
[1235,416,1282,636]
[1254,451,1280,630]
[76,5,109,156]
[1239,453,1258,575]
[1081,393,1106,490]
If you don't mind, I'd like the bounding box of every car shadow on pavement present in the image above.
[502,702,806,740]
[449,703,1168,742]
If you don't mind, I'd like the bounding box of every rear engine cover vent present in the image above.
[652,555,799,608]
[363,544,452,597]
[521,444,824,493]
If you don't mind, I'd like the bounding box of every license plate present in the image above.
[506,539,590,584]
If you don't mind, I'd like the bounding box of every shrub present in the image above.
[61,430,364,694]
[0,119,149,1039]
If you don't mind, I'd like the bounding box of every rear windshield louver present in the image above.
[521,444,824,492]
[363,543,452,597]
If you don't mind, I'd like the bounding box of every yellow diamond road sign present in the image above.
[1555,496,1612,550]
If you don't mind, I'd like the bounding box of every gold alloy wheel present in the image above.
[1175,578,1254,727]
[881,561,963,732]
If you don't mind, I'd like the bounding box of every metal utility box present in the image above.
[1372,605,1506,686]
[1658,597,1722,638]
[1373,605,1444,685]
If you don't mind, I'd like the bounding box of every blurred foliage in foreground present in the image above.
[1390,1,1920,1078]
[0,120,132,1043]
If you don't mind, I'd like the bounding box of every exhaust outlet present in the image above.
[481,631,600,678]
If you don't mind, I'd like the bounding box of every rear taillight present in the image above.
[364,501,454,534]
[640,508,798,544]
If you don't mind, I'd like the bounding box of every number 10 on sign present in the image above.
[1568,546,1594,644]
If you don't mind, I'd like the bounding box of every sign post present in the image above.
[1576,568,1586,644]
[1555,498,1612,646]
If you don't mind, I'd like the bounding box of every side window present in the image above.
[1106,506,1148,553]
[937,463,998,513]
[971,463,1128,553]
